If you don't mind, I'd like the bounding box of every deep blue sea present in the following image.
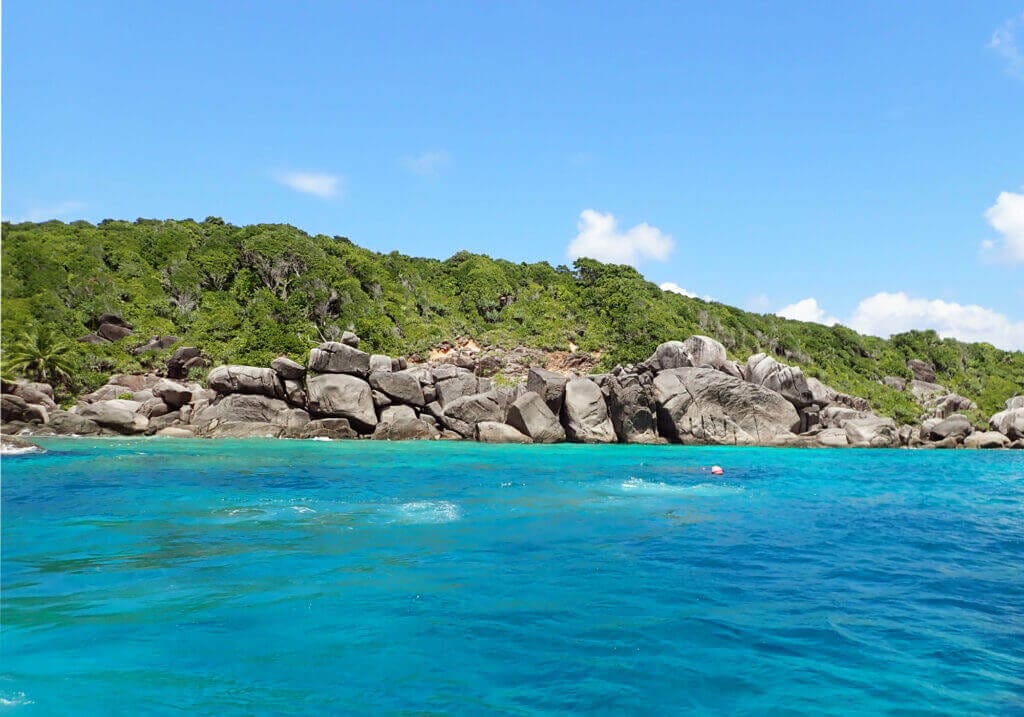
[2,439,1023,715]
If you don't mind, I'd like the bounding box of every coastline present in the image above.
[4,332,1022,452]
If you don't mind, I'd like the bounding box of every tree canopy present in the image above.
[2,218,1022,421]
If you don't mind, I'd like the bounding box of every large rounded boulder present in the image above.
[562,378,616,443]
[305,374,377,431]
[653,367,800,445]
[207,365,283,398]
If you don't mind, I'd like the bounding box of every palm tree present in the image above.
[3,327,75,387]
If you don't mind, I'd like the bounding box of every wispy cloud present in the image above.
[275,170,342,198]
[989,12,1024,78]
[404,150,451,177]
[983,186,1024,262]
[567,209,674,266]
[9,201,87,223]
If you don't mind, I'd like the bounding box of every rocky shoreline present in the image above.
[3,332,1023,449]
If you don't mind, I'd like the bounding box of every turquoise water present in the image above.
[2,439,1023,714]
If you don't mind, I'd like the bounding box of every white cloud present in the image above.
[848,292,1024,350]
[275,170,341,198]
[404,150,451,177]
[989,13,1024,78]
[660,282,697,298]
[567,209,674,266]
[984,187,1024,262]
[772,292,1023,350]
[9,201,86,223]
[660,281,715,302]
[776,298,839,326]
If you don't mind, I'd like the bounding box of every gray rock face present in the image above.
[80,384,131,404]
[283,379,306,407]
[477,421,531,444]
[191,393,290,427]
[139,397,170,418]
[506,392,566,444]
[380,404,417,423]
[155,427,194,438]
[844,416,898,447]
[989,407,1024,440]
[207,365,283,398]
[814,427,850,448]
[207,422,284,439]
[964,431,1010,449]
[435,371,479,407]
[98,322,133,341]
[679,335,728,370]
[653,367,800,445]
[562,378,616,443]
[881,376,908,391]
[1,394,31,422]
[907,359,936,383]
[270,356,305,380]
[153,379,191,409]
[167,347,203,379]
[442,393,502,437]
[10,382,58,411]
[301,418,358,440]
[1007,396,1024,410]
[79,399,147,433]
[922,393,977,419]
[526,368,569,415]
[927,414,973,441]
[909,380,946,402]
[369,354,393,373]
[47,410,104,435]
[304,373,377,431]
[369,371,425,406]
[307,342,371,377]
[341,331,360,347]
[647,341,693,372]
[745,354,814,408]
[372,417,438,440]
[602,373,659,444]
[819,405,872,428]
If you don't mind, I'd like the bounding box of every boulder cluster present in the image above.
[4,332,1022,449]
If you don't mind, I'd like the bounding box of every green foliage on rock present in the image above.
[2,218,1022,419]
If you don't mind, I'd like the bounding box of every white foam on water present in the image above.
[394,500,462,524]
[310,436,332,441]
[291,505,316,514]
[0,692,33,707]
[621,477,744,497]
[0,446,44,456]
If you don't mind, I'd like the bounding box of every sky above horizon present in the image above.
[4,2,1024,349]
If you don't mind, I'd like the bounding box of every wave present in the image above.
[620,477,744,497]
[0,692,33,707]
[0,446,45,456]
[394,500,462,524]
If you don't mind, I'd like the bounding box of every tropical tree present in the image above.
[3,327,76,387]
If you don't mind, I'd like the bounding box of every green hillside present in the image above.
[2,218,1022,422]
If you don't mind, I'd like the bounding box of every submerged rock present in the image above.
[0,434,45,455]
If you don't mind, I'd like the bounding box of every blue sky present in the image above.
[4,2,1024,348]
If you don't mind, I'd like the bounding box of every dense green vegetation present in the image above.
[2,218,1022,423]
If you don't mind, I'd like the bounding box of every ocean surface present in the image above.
[2,439,1023,715]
